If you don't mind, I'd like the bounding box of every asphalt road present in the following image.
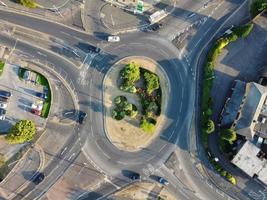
[0,1,256,199]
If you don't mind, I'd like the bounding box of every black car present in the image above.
[33,172,45,185]
[87,44,101,53]
[130,172,141,180]
[0,90,11,98]
[36,92,47,100]
[78,111,87,124]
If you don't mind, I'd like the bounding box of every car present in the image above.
[130,172,141,180]
[78,111,87,124]
[158,177,169,185]
[0,90,11,98]
[0,108,6,120]
[36,92,47,100]
[0,97,8,103]
[87,44,101,53]
[31,109,41,116]
[148,23,162,32]
[0,103,7,109]
[33,172,45,185]
[107,35,120,42]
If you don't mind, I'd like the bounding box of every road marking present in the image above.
[95,141,111,159]
[60,147,67,155]
[159,144,167,152]
[68,153,75,161]
[117,161,127,165]
[37,51,47,57]
[104,176,120,189]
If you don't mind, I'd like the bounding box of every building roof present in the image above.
[235,82,267,139]
[221,80,246,127]
[232,141,267,182]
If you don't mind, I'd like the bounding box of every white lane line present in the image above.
[60,31,71,36]
[117,161,127,165]
[60,147,67,155]
[95,141,111,159]
[68,153,75,161]
[158,144,167,152]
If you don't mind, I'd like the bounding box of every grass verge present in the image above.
[0,61,5,76]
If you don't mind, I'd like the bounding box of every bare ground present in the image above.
[104,56,169,152]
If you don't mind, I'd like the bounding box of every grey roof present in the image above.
[221,80,246,127]
[235,83,267,139]
[232,141,263,177]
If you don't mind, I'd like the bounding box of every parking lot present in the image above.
[0,63,46,132]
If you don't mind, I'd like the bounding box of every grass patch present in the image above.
[0,61,5,76]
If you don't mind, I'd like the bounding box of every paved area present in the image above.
[0,62,46,132]
[0,0,84,30]
[44,152,104,200]
[36,0,71,9]
[0,146,41,199]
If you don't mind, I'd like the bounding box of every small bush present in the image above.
[232,24,254,38]
[250,0,267,18]
[0,61,5,76]
[140,118,156,133]
[19,0,36,8]
[144,72,160,95]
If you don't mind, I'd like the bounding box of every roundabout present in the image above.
[104,56,169,152]
[82,34,192,178]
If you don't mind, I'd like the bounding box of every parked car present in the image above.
[0,103,7,109]
[107,35,120,42]
[36,92,47,100]
[0,96,8,103]
[0,108,6,120]
[0,90,11,98]
[130,172,141,180]
[78,111,87,124]
[148,23,162,32]
[33,172,45,185]
[158,177,169,185]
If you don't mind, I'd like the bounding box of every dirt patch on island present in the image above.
[103,56,169,152]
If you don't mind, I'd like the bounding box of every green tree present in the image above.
[232,24,254,38]
[114,96,121,105]
[220,129,237,144]
[19,0,36,8]
[206,120,215,134]
[120,62,140,87]
[140,118,156,133]
[250,0,267,18]
[144,72,160,95]
[6,120,36,144]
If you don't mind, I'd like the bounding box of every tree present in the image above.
[114,96,122,105]
[19,0,36,8]
[232,24,254,38]
[206,120,215,134]
[144,72,160,95]
[6,120,36,144]
[120,62,140,87]
[140,118,156,133]
[220,129,237,144]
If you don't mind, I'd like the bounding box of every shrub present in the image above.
[220,129,237,144]
[250,0,267,18]
[144,72,160,95]
[140,118,156,133]
[0,61,5,76]
[232,24,254,38]
[120,62,140,87]
[6,120,36,144]
[19,0,36,8]
[206,120,215,134]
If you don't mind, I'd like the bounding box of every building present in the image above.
[232,140,267,184]
[220,81,267,140]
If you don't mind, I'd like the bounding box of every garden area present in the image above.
[0,60,5,76]
[104,57,169,151]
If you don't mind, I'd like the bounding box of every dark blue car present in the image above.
[0,90,11,98]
